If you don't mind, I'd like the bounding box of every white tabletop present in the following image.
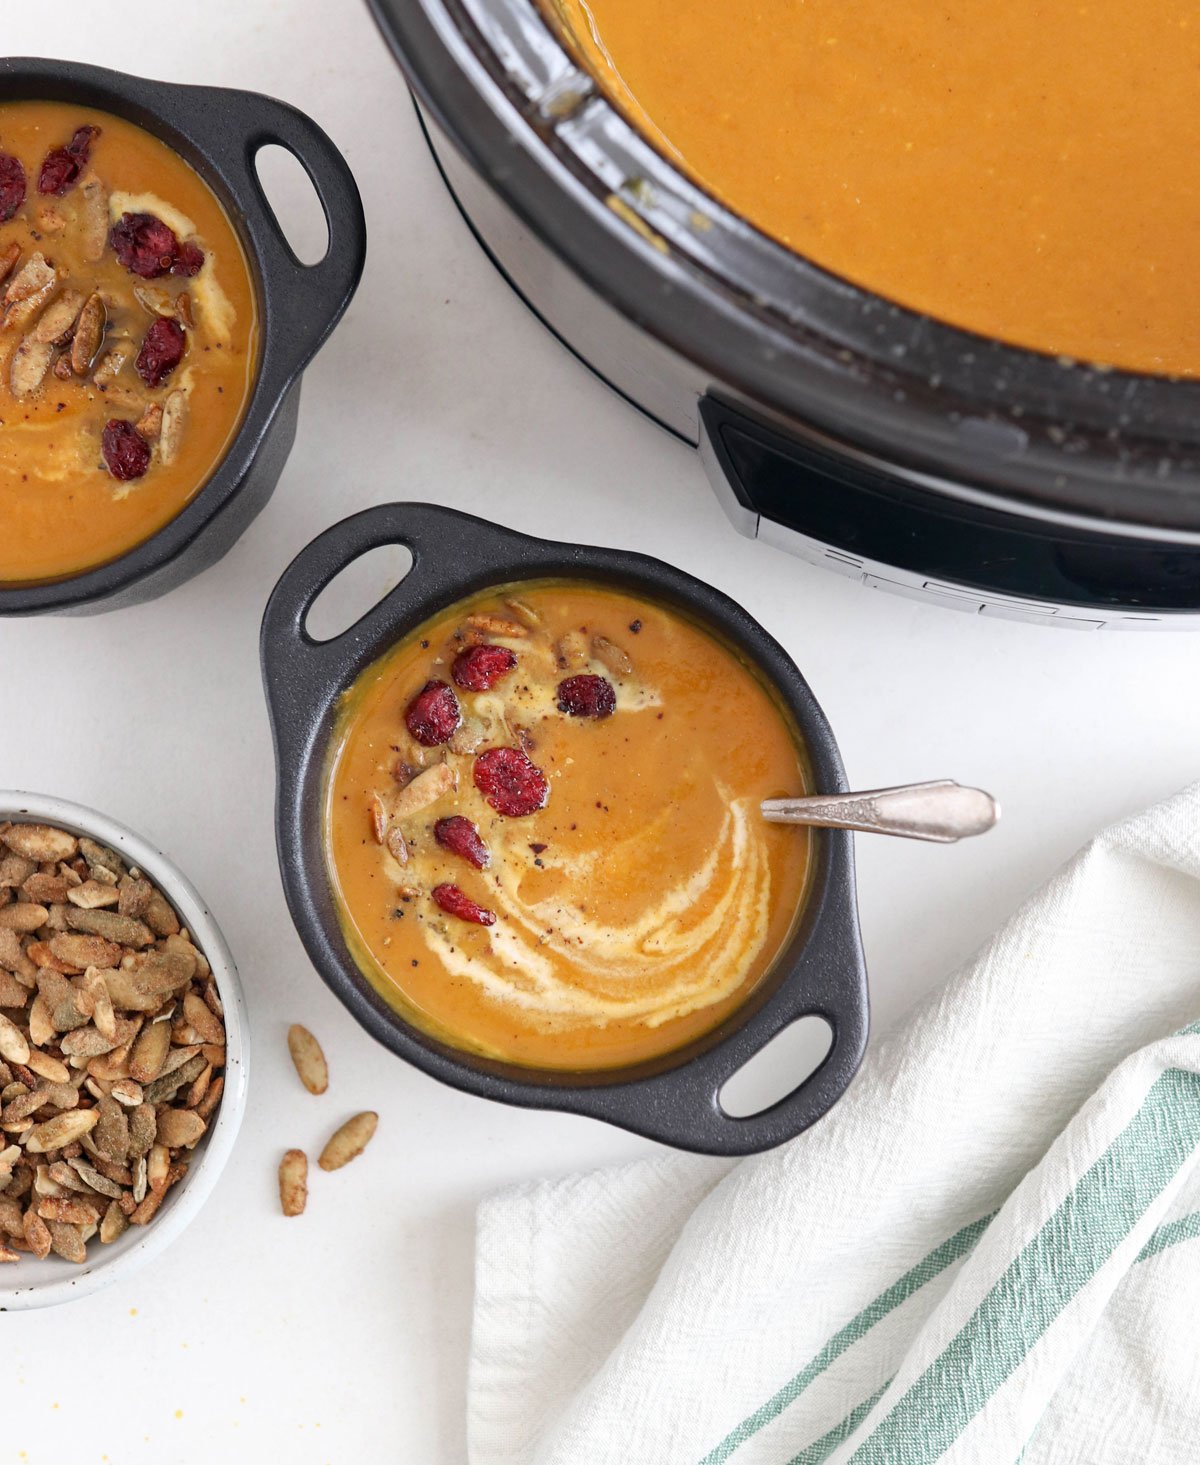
[5,4,1200,1460]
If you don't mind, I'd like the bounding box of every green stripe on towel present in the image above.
[697,1215,995,1465]
[1137,1210,1200,1262]
[770,1206,1200,1465]
[845,1066,1200,1463]
[786,1384,892,1465]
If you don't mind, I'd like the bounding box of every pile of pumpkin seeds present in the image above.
[0,821,225,1264]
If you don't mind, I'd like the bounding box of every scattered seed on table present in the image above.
[318,1112,378,1172]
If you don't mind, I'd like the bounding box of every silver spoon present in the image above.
[761,780,999,843]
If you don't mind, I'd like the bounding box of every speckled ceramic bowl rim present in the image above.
[0,791,248,1311]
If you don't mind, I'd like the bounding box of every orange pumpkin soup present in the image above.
[547,0,1200,376]
[324,582,812,1070]
[0,101,258,585]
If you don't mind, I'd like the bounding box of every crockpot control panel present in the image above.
[699,396,1200,629]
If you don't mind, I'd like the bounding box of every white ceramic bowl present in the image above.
[0,791,248,1310]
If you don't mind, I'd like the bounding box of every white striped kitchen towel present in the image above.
[468,783,1200,1464]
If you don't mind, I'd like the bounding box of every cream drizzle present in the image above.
[108,190,237,343]
[424,792,772,1029]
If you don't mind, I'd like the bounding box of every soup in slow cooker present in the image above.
[324,581,812,1070]
[0,101,258,585]
[548,0,1200,377]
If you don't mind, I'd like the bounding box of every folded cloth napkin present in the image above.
[468,784,1200,1465]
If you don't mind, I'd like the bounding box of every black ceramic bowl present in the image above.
[261,503,868,1155]
[0,58,366,616]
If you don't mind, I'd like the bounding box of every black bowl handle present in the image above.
[175,83,367,379]
[580,877,868,1156]
[261,504,482,766]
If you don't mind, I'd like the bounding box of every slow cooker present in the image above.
[368,0,1200,629]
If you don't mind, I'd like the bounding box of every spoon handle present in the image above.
[761,780,999,843]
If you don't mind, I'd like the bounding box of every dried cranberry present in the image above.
[110,211,179,278]
[38,125,100,196]
[0,153,26,222]
[135,317,186,389]
[405,680,461,747]
[101,420,151,482]
[452,643,517,692]
[171,240,205,277]
[435,816,490,870]
[37,150,74,198]
[432,883,496,927]
[474,747,549,818]
[557,674,616,720]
